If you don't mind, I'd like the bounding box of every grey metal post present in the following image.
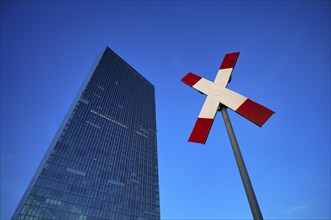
[220,106,263,220]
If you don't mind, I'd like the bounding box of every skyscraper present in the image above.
[12,47,160,220]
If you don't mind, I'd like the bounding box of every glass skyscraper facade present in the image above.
[12,47,160,220]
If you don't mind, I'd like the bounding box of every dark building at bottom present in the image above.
[12,47,160,220]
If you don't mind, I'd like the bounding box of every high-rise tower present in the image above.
[12,47,160,220]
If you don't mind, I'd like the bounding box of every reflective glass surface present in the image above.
[14,48,160,220]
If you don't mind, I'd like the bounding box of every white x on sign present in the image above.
[181,52,274,144]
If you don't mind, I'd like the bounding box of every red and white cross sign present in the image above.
[181,52,274,144]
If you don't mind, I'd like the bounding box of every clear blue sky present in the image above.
[1,1,330,219]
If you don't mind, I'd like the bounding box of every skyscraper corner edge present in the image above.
[12,47,160,220]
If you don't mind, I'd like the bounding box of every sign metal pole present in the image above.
[220,105,263,220]
[181,52,274,219]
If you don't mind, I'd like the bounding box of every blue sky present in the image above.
[1,1,330,219]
